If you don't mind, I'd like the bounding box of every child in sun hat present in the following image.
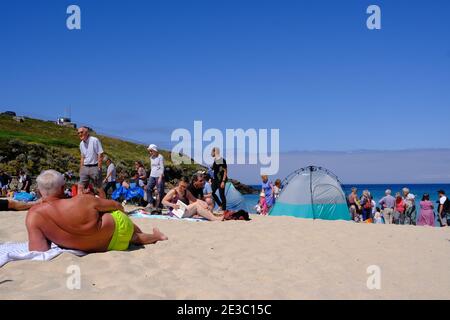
[258,191,268,216]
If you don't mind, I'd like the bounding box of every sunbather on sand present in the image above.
[26,170,167,252]
[162,177,223,221]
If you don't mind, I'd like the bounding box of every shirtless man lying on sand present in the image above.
[26,170,168,252]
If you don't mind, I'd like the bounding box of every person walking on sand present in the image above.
[77,126,106,198]
[417,194,435,227]
[379,189,395,224]
[261,175,275,209]
[26,170,167,252]
[211,147,227,212]
[145,144,165,211]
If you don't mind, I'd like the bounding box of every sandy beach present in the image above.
[1,208,449,300]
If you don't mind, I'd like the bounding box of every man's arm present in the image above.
[9,199,37,211]
[94,197,124,213]
[162,189,177,209]
[98,153,103,170]
[80,155,85,170]
[26,211,50,252]
[95,139,104,170]
[158,156,164,183]
[223,167,227,181]
[186,190,198,203]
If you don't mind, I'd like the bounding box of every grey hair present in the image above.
[37,170,65,197]
[402,187,409,193]
[385,189,391,195]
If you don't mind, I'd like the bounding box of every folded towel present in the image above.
[0,242,86,268]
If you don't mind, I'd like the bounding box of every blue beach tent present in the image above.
[270,166,350,220]
[215,182,251,212]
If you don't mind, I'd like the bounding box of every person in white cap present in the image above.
[146,144,165,211]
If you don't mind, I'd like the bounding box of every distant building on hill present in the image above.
[56,117,77,129]
[1,111,16,116]
[13,116,25,123]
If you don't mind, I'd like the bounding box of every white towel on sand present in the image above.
[0,242,86,267]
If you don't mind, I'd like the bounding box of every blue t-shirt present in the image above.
[203,181,212,194]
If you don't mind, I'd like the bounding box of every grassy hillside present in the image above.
[0,115,201,179]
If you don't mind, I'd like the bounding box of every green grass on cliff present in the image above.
[0,114,198,173]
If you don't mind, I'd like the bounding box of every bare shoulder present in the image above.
[26,203,46,226]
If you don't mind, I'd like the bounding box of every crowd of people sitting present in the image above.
[347,187,450,227]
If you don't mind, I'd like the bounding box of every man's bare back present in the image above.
[26,194,167,252]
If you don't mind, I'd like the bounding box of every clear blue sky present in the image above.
[1,0,450,153]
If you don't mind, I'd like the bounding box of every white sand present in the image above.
[1,209,449,299]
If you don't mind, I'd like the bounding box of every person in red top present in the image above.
[393,192,406,224]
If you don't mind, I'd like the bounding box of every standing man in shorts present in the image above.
[77,126,106,198]
[379,189,395,224]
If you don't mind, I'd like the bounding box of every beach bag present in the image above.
[223,210,251,221]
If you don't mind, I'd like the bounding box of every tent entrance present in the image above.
[312,184,346,220]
